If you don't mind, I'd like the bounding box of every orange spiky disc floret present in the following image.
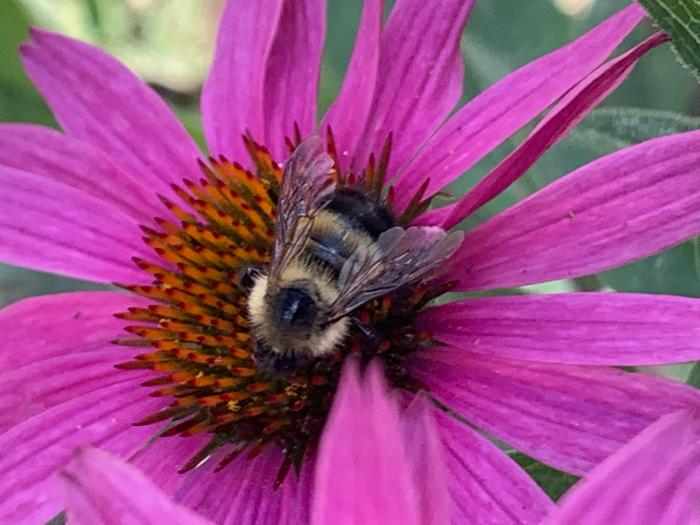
[115,133,443,486]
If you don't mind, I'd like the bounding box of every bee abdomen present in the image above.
[306,231,354,276]
[323,187,395,239]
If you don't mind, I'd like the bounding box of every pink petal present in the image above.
[352,0,474,175]
[0,292,197,522]
[419,293,700,366]
[0,124,162,224]
[543,410,700,525]
[441,32,669,229]
[402,397,451,525]
[0,165,151,283]
[447,130,700,290]
[21,30,201,200]
[413,202,451,227]
[434,409,553,525]
[279,458,315,525]
[0,291,144,372]
[174,447,294,525]
[392,4,645,206]
[0,381,164,524]
[0,350,149,432]
[320,0,382,172]
[312,360,421,524]
[201,0,284,160]
[62,447,214,525]
[410,349,700,475]
[127,433,211,498]
[263,0,326,159]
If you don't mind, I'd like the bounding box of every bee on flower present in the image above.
[0,1,699,524]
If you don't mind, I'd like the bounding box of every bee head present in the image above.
[269,286,319,333]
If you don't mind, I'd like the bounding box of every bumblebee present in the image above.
[245,137,463,373]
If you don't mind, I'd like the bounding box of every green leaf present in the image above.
[601,242,700,297]
[688,362,700,388]
[510,452,579,501]
[44,511,66,525]
[636,0,700,80]
[574,107,700,146]
[0,0,32,89]
[0,0,54,125]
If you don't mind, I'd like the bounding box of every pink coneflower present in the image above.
[1,0,699,523]
[58,406,700,525]
[59,361,449,525]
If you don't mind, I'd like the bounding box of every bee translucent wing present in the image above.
[269,136,335,280]
[331,226,464,316]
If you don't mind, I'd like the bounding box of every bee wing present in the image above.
[269,136,335,281]
[330,226,464,316]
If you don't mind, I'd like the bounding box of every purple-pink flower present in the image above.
[60,362,448,525]
[58,372,700,525]
[1,0,699,523]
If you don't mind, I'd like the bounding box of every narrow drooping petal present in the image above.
[0,383,164,524]
[174,448,293,525]
[0,166,152,283]
[440,32,669,229]
[411,349,700,475]
[543,410,700,525]
[352,0,473,175]
[0,292,142,372]
[392,4,645,205]
[447,130,700,290]
[0,125,162,223]
[419,293,700,366]
[263,0,326,159]
[402,398,450,525]
[21,30,201,199]
[435,409,553,525]
[202,0,283,160]
[62,447,214,525]
[320,0,382,171]
[313,360,425,525]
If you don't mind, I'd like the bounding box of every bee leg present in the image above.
[239,266,263,292]
[350,316,378,340]
[253,341,308,374]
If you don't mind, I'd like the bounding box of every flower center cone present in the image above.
[114,131,446,485]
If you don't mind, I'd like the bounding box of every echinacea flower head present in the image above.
[1,0,700,523]
[59,361,447,525]
[57,381,700,525]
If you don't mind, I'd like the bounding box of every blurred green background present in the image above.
[1,0,698,318]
